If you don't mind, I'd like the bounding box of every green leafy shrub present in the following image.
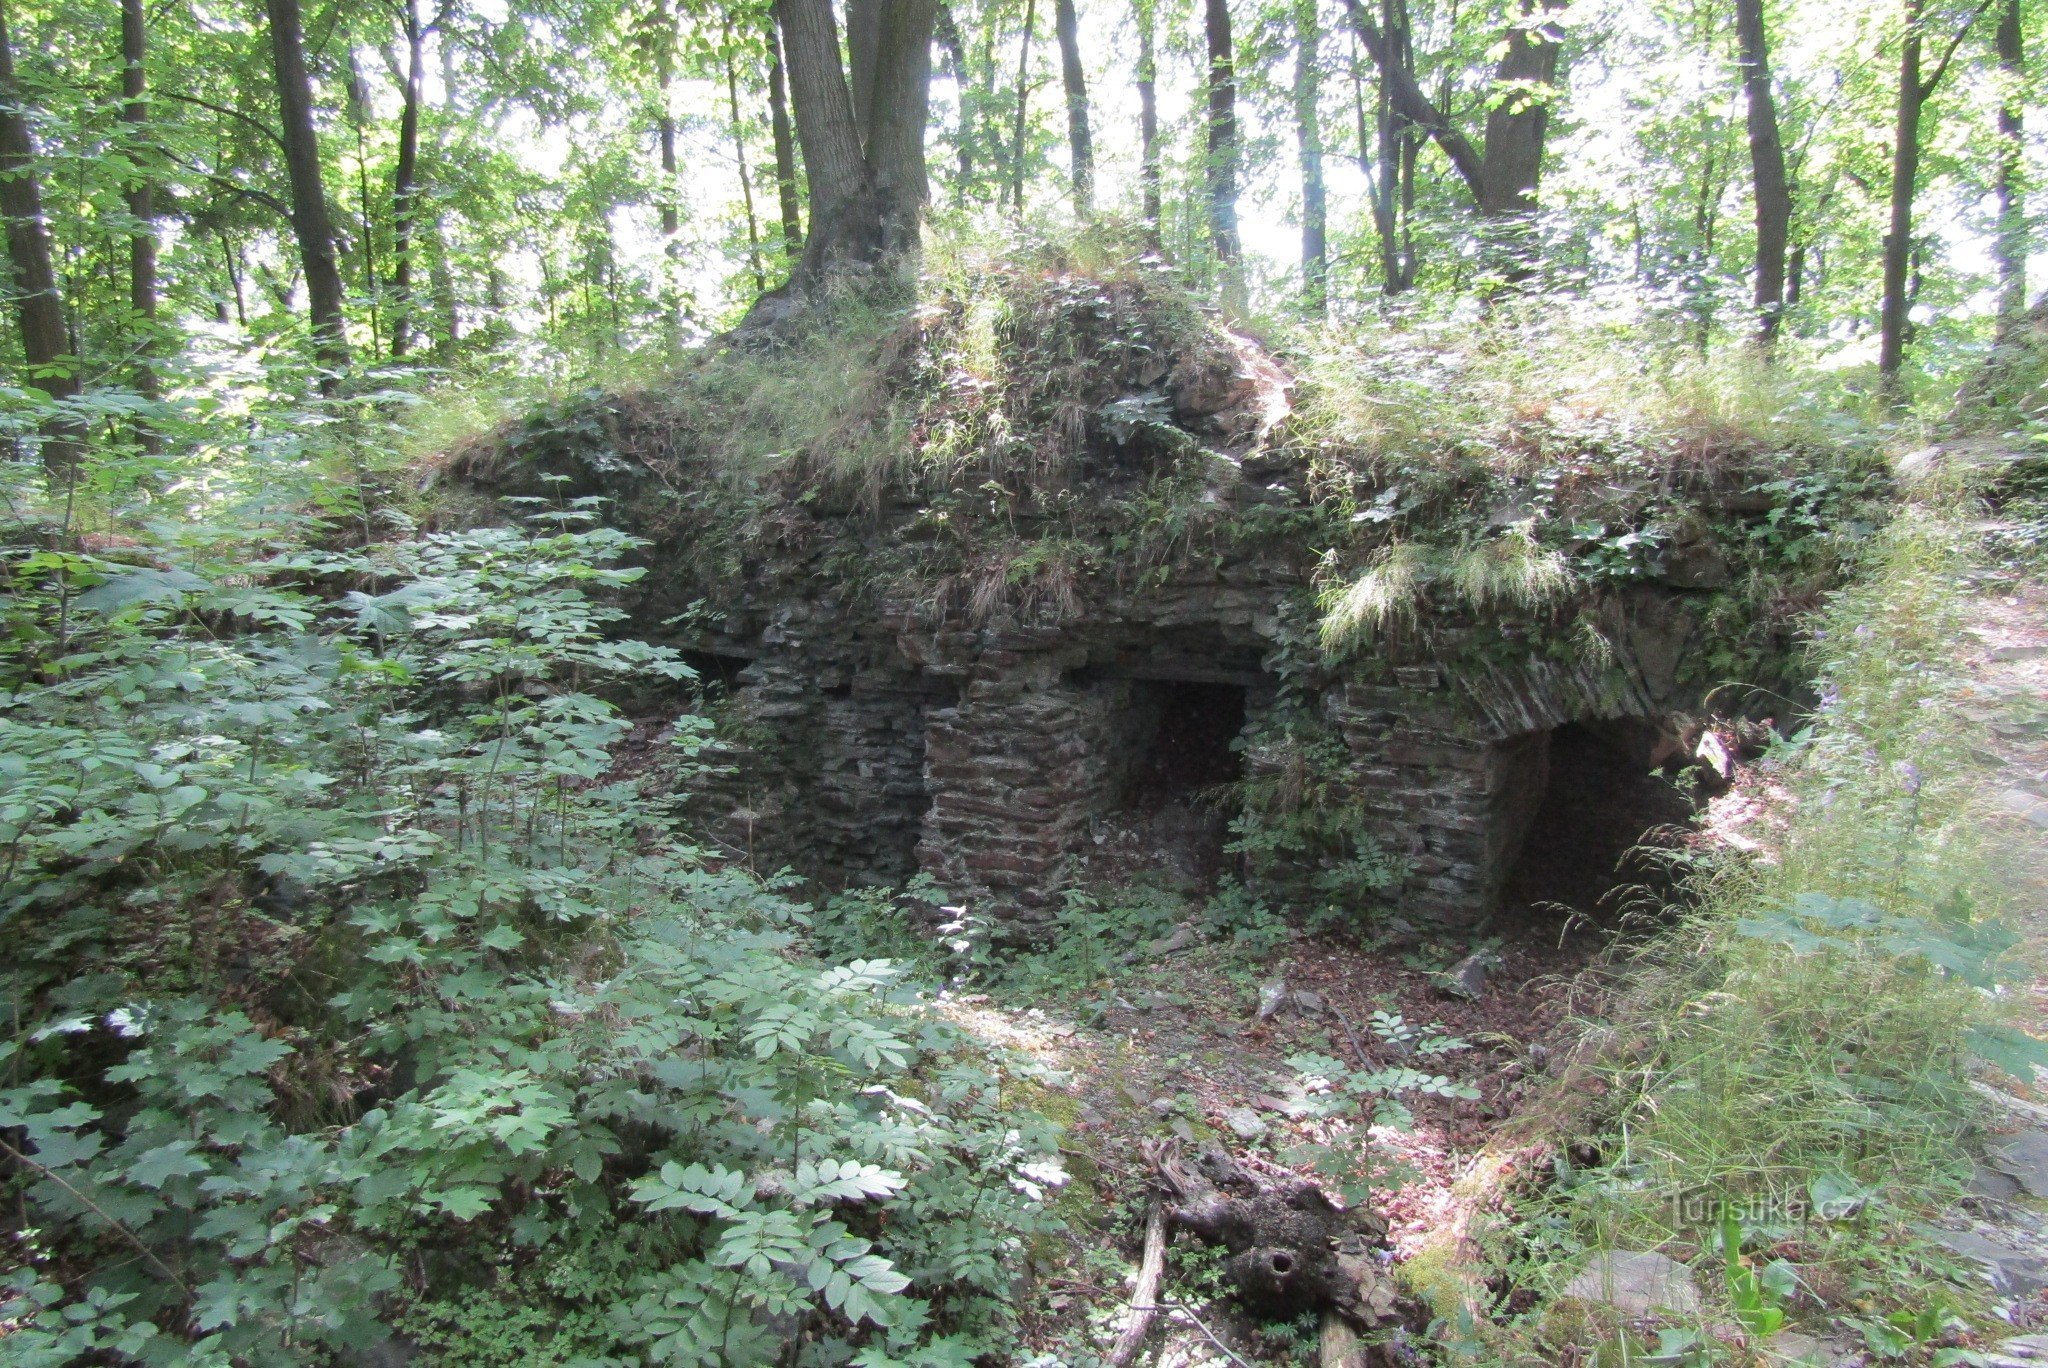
[0,509,1062,1365]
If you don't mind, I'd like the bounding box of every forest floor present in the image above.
[929,736,1787,1361]
[927,563,2048,1365]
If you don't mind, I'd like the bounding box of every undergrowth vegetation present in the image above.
[0,501,1061,1365]
[1510,497,2044,1346]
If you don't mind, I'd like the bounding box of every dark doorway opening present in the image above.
[678,651,753,700]
[1121,680,1248,808]
[1501,721,1698,920]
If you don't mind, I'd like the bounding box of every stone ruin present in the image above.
[446,289,1780,940]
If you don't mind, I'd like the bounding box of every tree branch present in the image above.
[0,1136,194,1297]
[1337,0,1487,204]
[161,92,288,151]
[1918,0,1995,98]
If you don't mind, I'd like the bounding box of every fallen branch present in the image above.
[1163,1301,1258,1368]
[1107,1202,1169,1368]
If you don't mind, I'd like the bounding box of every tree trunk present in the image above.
[1009,0,1036,214]
[726,29,766,293]
[1878,1,1924,390]
[430,217,458,357]
[0,0,82,475]
[1136,0,1161,246]
[390,0,424,359]
[934,5,972,201]
[653,0,684,345]
[1205,0,1243,306]
[265,0,349,383]
[1734,0,1790,347]
[1293,0,1326,314]
[767,19,804,256]
[1994,0,2025,333]
[760,0,934,309]
[1053,0,1092,216]
[1476,0,1563,216]
[119,0,158,415]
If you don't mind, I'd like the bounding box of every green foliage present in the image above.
[1542,505,2023,1309]
[0,504,1063,1364]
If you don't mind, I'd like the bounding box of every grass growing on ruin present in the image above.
[1523,497,2028,1334]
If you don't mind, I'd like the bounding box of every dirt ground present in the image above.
[937,724,1787,1361]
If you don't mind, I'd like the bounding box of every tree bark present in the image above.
[934,5,972,201]
[0,0,83,475]
[1053,0,1092,216]
[1879,0,1989,390]
[1205,0,1243,305]
[265,0,350,383]
[1009,0,1036,214]
[653,0,684,345]
[1136,0,1161,246]
[119,0,158,414]
[759,0,935,311]
[1734,0,1790,346]
[725,28,766,293]
[767,19,804,256]
[390,0,425,358]
[1476,0,1563,217]
[1294,0,1326,314]
[1994,0,2025,333]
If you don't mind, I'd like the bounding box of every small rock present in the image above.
[1148,923,1197,956]
[1765,1330,1829,1365]
[1149,1097,1176,1116]
[1257,979,1290,1021]
[1223,1107,1269,1141]
[1970,1163,2024,1201]
[1990,644,2047,662]
[1439,954,1488,1001]
[1987,1333,2048,1367]
[1527,1043,1552,1071]
[1695,730,1736,788]
[2000,790,2048,829]
[1929,1226,2048,1297]
[1988,1129,2048,1197]
[1560,1250,1700,1319]
[1291,989,1326,1015]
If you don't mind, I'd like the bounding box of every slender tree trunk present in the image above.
[390,0,424,359]
[1293,0,1326,314]
[119,0,158,418]
[1734,0,1790,347]
[767,19,804,255]
[1205,0,1243,306]
[345,55,381,353]
[0,0,82,475]
[1878,1,1924,391]
[430,222,458,358]
[1136,0,1161,246]
[654,0,684,346]
[265,0,349,383]
[1994,0,2026,333]
[1009,0,1036,214]
[935,5,972,201]
[1053,0,1092,216]
[725,30,766,293]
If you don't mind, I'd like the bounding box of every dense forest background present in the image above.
[0,0,2040,462]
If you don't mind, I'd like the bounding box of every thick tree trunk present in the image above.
[1994,0,2025,333]
[1205,0,1243,305]
[265,0,350,383]
[119,0,158,414]
[1476,0,1562,217]
[767,19,804,255]
[758,0,934,315]
[1878,4,1924,390]
[1293,0,1326,314]
[1053,0,1092,217]
[0,0,83,475]
[390,0,424,359]
[1734,0,1790,346]
[1136,0,1161,246]
[1008,0,1035,214]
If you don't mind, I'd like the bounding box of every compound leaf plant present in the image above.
[0,504,1063,1365]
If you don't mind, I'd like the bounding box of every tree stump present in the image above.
[1152,1143,1404,1328]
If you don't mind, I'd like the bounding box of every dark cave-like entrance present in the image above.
[1120,679,1248,809]
[1498,720,1699,919]
[1081,677,1253,892]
